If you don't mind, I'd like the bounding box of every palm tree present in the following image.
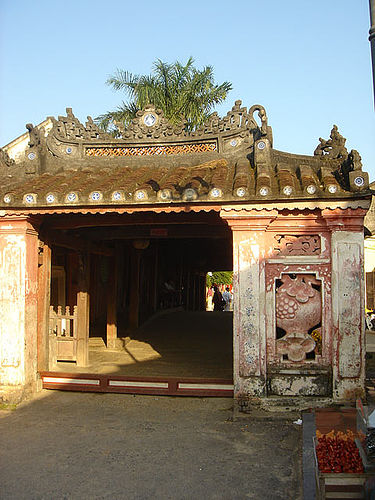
[96,57,232,133]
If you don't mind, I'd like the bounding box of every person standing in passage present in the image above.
[206,286,214,311]
[222,286,233,311]
[212,285,225,311]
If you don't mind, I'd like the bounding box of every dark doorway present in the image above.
[44,210,233,382]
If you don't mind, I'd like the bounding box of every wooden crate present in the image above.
[313,437,372,499]
[316,472,369,499]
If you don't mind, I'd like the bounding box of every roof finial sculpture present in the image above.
[248,104,273,146]
[313,125,348,159]
[0,147,14,168]
[26,123,41,148]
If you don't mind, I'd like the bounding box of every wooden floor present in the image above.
[51,310,233,380]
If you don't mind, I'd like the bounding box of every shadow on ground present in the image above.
[0,390,302,500]
[55,310,234,379]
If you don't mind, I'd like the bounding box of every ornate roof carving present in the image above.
[0,147,15,168]
[49,108,111,142]
[0,103,370,211]
[313,125,368,191]
[46,101,272,145]
[314,125,348,159]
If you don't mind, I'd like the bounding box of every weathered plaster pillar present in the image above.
[323,208,367,402]
[221,209,277,403]
[0,216,41,402]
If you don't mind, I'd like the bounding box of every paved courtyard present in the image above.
[0,391,302,500]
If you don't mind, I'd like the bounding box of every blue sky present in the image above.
[1,1,374,178]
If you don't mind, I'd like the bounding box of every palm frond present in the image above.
[101,57,232,131]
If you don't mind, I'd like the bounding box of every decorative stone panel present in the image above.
[266,263,332,367]
[267,372,332,397]
[275,274,321,362]
[85,142,218,157]
[273,235,321,256]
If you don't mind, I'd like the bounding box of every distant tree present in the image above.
[96,57,232,133]
[206,271,233,288]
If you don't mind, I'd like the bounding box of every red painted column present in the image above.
[0,215,41,402]
[323,208,368,402]
[221,209,277,403]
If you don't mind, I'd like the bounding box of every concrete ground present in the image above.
[0,391,302,500]
[7,317,375,499]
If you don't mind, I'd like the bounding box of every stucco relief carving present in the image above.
[0,148,14,168]
[248,104,273,146]
[276,274,321,362]
[273,235,321,256]
[46,102,270,147]
[26,123,42,149]
[49,108,110,142]
[314,125,348,159]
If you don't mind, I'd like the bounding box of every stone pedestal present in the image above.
[0,216,40,403]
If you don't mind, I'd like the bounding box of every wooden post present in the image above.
[128,247,141,329]
[152,244,159,312]
[67,252,78,309]
[106,248,119,349]
[76,252,90,366]
[37,241,51,371]
[186,271,192,310]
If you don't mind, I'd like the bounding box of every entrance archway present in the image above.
[40,210,234,396]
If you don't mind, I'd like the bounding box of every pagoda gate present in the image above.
[0,102,371,409]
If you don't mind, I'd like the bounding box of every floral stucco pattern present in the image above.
[276,274,321,362]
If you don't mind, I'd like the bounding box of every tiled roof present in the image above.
[0,104,370,212]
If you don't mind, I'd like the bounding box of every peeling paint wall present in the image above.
[0,206,367,405]
[223,207,367,407]
[224,210,277,400]
[0,217,39,402]
[237,237,261,377]
[0,234,26,382]
[331,231,365,400]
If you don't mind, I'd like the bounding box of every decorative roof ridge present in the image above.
[46,101,272,145]
[273,149,341,162]
[0,198,370,218]
[2,119,53,151]
[273,125,368,194]
[220,199,371,212]
[0,205,224,217]
[1,107,370,207]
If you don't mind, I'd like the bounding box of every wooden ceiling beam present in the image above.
[42,211,227,230]
[70,224,231,241]
[40,229,114,256]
